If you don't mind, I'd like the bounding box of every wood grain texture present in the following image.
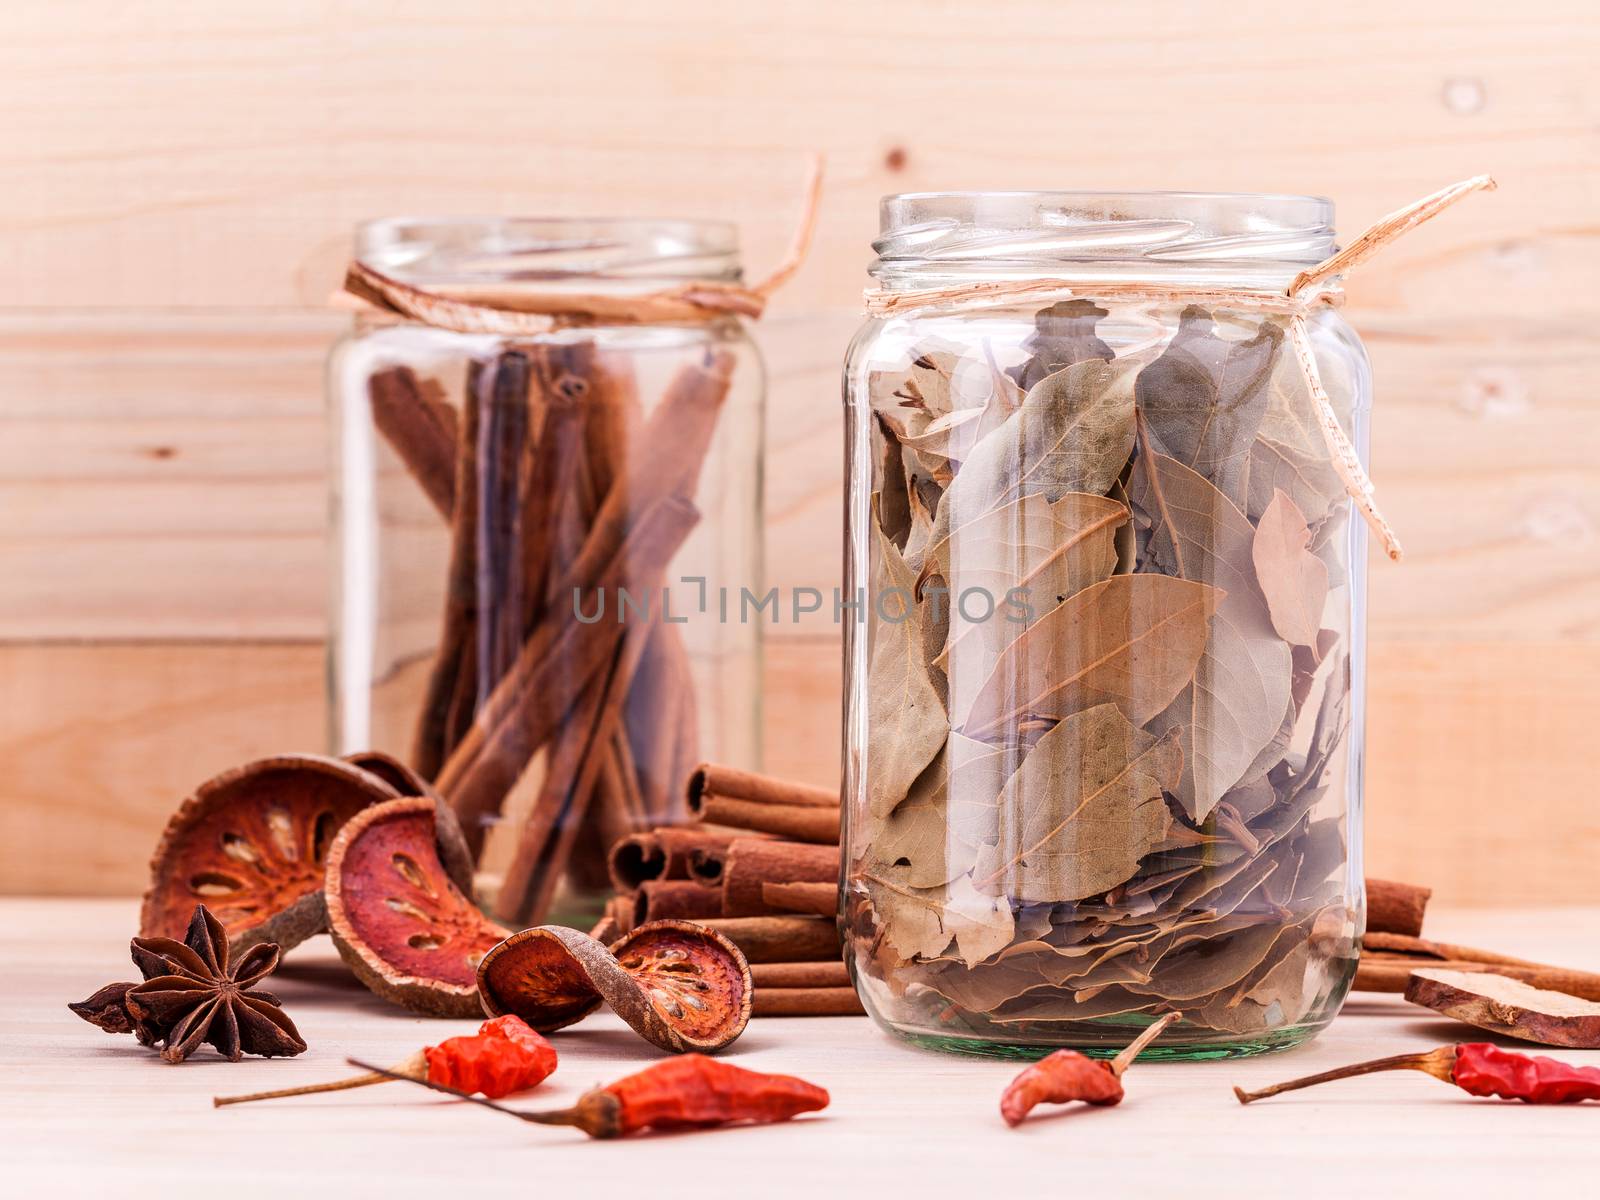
[4,898,1598,1195]
[0,1,1595,900]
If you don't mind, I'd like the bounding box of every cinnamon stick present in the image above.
[690,798,840,844]
[440,350,733,850]
[632,880,725,924]
[749,961,849,988]
[368,365,459,519]
[411,366,482,780]
[697,916,841,964]
[1361,932,1550,970]
[492,610,661,924]
[752,988,864,1017]
[761,881,837,917]
[607,826,744,895]
[441,494,701,855]
[720,839,839,917]
[474,351,532,688]
[1367,878,1432,937]
[1353,960,1600,1002]
[688,763,838,810]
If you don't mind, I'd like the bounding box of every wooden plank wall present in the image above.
[2,2,1596,902]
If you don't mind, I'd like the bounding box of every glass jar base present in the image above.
[878,1016,1331,1062]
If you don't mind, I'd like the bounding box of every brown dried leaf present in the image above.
[867,734,1014,887]
[1252,490,1329,647]
[960,574,1219,738]
[971,704,1180,904]
[930,492,1127,711]
[1135,307,1282,509]
[865,872,1015,968]
[867,510,948,817]
[930,352,1148,551]
[1006,300,1115,391]
[1129,451,1292,821]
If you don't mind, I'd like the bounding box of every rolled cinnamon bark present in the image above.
[720,839,839,917]
[761,881,837,917]
[442,494,702,857]
[369,365,459,519]
[439,350,733,851]
[632,880,725,924]
[1366,878,1431,937]
[688,763,838,810]
[691,798,840,844]
[411,365,484,780]
[697,916,841,964]
[1354,959,1600,1002]
[752,987,865,1017]
[1361,932,1549,969]
[750,961,849,988]
[607,827,744,895]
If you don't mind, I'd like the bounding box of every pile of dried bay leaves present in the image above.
[847,300,1358,1044]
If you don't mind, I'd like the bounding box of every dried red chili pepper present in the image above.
[1000,1012,1179,1127]
[351,1052,829,1139]
[1234,1042,1600,1105]
[213,1014,556,1107]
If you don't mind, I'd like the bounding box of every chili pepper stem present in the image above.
[1109,1011,1182,1077]
[347,1058,619,1137]
[213,1049,428,1108]
[1233,1047,1457,1105]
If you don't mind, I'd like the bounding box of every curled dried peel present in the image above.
[141,754,400,952]
[326,797,506,1017]
[477,921,752,1053]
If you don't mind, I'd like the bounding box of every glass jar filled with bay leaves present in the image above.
[842,192,1367,1058]
[329,217,763,929]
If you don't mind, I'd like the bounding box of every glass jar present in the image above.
[842,191,1367,1058]
[329,217,764,927]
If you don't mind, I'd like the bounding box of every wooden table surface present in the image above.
[4,899,1596,1196]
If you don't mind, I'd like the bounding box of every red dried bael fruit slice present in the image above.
[341,751,441,802]
[141,754,400,952]
[477,920,753,1053]
[326,797,507,1017]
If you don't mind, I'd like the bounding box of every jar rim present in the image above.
[356,216,743,288]
[872,190,1336,285]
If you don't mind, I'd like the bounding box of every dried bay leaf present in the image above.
[865,872,1014,968]
[930,492,1128,718]
[1135,307,1282,510]
[866,509,948,819]
[1247,435,1345,527]
[1129,451,1292,821]
[971,704,1180,905]
[1006,300,1114,391]
[930,351,1149,554]
[867,733,1013,882]
[960,574,1219,738]
[1252,490,1329,647]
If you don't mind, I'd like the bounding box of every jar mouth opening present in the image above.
[873,190,1336,282]
[357,216,743,288]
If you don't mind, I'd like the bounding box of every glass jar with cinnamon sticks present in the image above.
[330,216,763,927]
[841,190,1373,1057]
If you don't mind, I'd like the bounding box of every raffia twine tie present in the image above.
[862,175,1498,563]
[337,156,825,334]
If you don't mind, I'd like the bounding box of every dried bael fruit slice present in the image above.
[478,921,752,1053]
[341,750,440,801]
[326,797,506,1017]
[141,754,400,952]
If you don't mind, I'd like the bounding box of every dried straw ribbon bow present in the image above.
[862,175,1498,562]
[336,157,825,334]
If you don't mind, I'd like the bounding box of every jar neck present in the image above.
[870,191,1334,292]
[356,217,743,295]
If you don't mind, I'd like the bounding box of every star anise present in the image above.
[68,904,307,1064]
